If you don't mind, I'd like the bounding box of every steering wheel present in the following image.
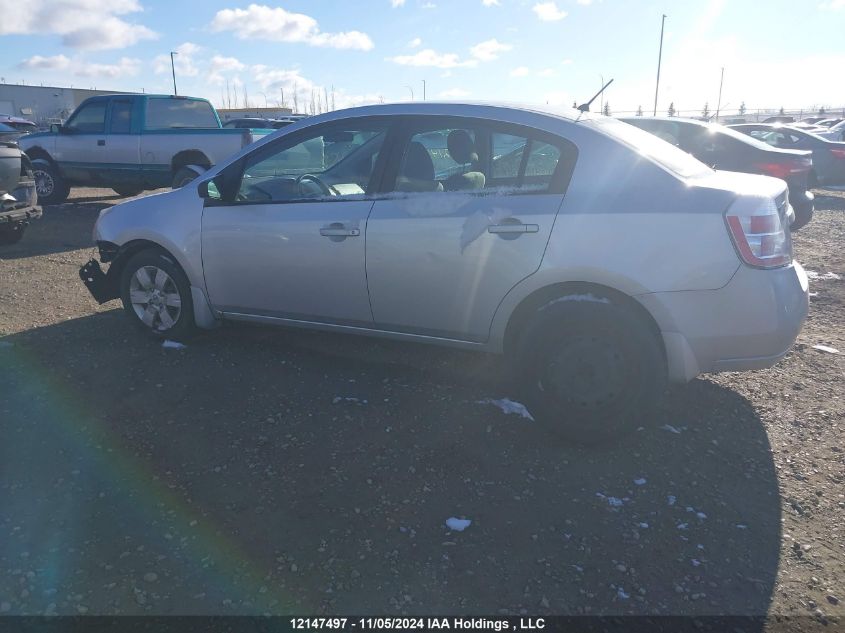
[296,173,333,197]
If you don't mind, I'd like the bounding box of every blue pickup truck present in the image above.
[20,94,269,204]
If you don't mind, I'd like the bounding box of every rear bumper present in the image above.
[638,262,809,382]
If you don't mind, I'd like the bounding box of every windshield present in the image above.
[596,118,712,178]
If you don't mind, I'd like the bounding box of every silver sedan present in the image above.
[81,102,808,443]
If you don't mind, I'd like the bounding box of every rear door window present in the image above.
[389,117,573,195]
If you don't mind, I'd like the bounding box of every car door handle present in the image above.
[487,223,539,234]
[320,226,360,237]
[97,139,106,146]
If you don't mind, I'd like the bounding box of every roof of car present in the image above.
[300,101,591,124]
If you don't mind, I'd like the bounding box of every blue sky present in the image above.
[1,0,844,115]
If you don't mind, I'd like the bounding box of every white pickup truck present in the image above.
[20,94,270,204]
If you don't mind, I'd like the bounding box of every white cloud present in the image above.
[421,2,437,8]
[538,68,557,77]
[561,58,573,65]
[510,66,530,77]
[19,54,72,71]
[532,1,568,21]
[388,49,477,69]
[20,54,140,78]
[391,0,405,5]
[469,38,512,61]
[0,0,157,50]
[74,57,141,79]
[153,42,201,78]
[211,55,246,73]
[482,0,501,5]
[820,0,845,7]
[440,88,470,99]
[576,0,593,4]
[408,37,422,48]
[210,4,374,51]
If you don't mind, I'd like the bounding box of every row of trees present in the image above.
[219,80,341,115]
[581,99,833,118]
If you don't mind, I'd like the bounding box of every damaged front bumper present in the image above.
[79,242,122,304]
[0,173,42,243]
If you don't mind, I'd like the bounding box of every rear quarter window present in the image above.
[144,99,219,129]
[597,119,712,178]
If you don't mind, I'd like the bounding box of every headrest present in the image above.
[447,129,478,164]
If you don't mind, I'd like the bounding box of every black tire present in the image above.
[0,224,26,245]
[790,206,813,231]
[31,159,70,205]
[119,248,196,341]
[112,186,144,198]
[514,297,666,444]
[171,167,199,189]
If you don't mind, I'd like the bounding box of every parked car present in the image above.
[0,115,38,134]
[729,123,845,186]
[0,142,41,245]
[762,115,795,124]
[19,94,271,204]
[815,120,845,143]
[815,118,844,128]
[797,116,828,126]
[223,117,294,130]
[79,103,808,443]
[0,122,26,143]
[621,117,815,229]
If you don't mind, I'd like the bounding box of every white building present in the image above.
[0,83,139,126]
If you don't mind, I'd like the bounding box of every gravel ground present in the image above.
[0,188,842,626]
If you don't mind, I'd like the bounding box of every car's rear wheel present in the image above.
[119,249,195,340]
[32,159,69,205]
[514,297,666,444]
[112,186,144,198]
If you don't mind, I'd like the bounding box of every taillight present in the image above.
[753,158,812,179]
[725,196,792,268]
[830,148,845,159]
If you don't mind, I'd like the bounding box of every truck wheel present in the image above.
[32,159,70,205]
[119,248,196,341]
[112,186,144,198]
[172,167,199,189]
[514,297,666,444]
[0,224,26,245]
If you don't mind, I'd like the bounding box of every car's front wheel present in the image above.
[515,297,666,444]
[119,249,195,340]
[32,159,70,205]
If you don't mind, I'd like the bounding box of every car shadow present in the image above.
[0,313,780,621]
[0,200,106,260]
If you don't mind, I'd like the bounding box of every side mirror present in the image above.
[197,179,221,200]
[50,123,62,133]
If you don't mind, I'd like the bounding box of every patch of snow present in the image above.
[736,524,748,530]
[478,398,534,421]
[633,478,647,486]
[677,522,689,530]
[445,517,471,532]
[691,559,701,567]
[812,344,840,354]
[617,587,630,600]
[661,424,682,434]
[596,493,625,507]
[162,340,186,350]
[805,270,841,281]
[637,522,649,529]
[667,495,676,506]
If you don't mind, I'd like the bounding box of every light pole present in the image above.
[653,14,667,116]
[404,85,414,101]
[421,79,426,101]
[170,51,178,96]
[598,73,604,114]
[715,67,725,121]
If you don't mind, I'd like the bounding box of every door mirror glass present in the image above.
[198,178,222,200]
[51,123,62,134]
